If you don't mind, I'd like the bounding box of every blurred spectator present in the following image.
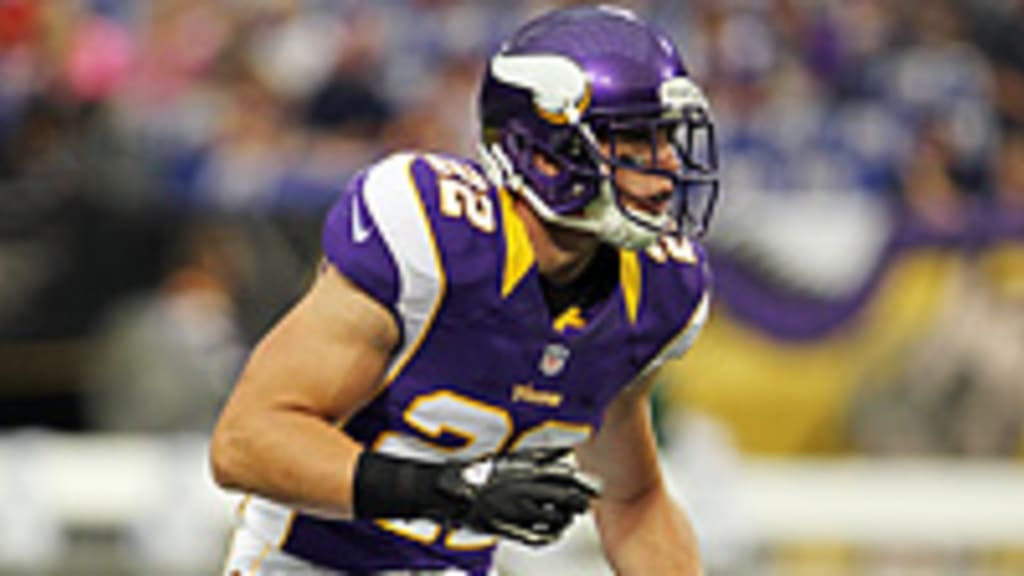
[996,127,1024,217]
[968,0,1024,131]
[900,121,968,234]
[190,65,292,209]
[385,54,481,155]
[849,256,1024,456]
[81,221,246,433]
[0,90,161,341]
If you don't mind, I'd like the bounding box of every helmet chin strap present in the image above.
[583,181,662,250]
[479,142,662,251]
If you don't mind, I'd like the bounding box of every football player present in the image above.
[211,5,718,575]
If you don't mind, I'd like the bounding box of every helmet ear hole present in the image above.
[554,133,590,164]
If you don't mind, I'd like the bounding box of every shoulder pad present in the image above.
[322,152,439,314]
[636,236,712,367]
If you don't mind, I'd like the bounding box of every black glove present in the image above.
[353,448,601,546]
[436,448,601,545]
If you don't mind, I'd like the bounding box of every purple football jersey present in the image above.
[239,152,711,574]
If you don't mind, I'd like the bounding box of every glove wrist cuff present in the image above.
[352,451,466,520]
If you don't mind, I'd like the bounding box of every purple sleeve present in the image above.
[321,171,400,312]
[663,239,713,359]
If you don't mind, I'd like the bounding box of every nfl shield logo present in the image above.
[539,343,570,377]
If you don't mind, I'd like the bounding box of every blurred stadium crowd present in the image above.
[1,0,1023,453]
[1,0,1024,574]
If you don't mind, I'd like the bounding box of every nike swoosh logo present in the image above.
[351,194,371,243]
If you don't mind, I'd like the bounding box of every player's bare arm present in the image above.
[576,372,704,576]
[212,262,597,536]
[210,263,398,518]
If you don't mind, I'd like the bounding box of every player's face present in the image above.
[600,129,681,220]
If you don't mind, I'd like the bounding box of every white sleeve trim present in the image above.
[361,153,445,382]
[639,290,711,379]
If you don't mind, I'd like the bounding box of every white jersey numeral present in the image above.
[438,178,497,233]
[645,235,697,264]
[373,389,592,550]
[425,154,497,234]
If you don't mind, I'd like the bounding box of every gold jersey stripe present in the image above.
[620,249,642,325]
[498,186,536,298]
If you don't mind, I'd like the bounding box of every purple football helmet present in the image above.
[478,5,718,249]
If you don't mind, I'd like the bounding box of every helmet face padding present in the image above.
[479,5,719,249]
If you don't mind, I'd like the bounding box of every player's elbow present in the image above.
[209,416,250,491]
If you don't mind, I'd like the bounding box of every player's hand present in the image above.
[435,448,602,546]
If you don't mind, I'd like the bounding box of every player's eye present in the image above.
[615,152,647,168]
[613,128,649,145]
